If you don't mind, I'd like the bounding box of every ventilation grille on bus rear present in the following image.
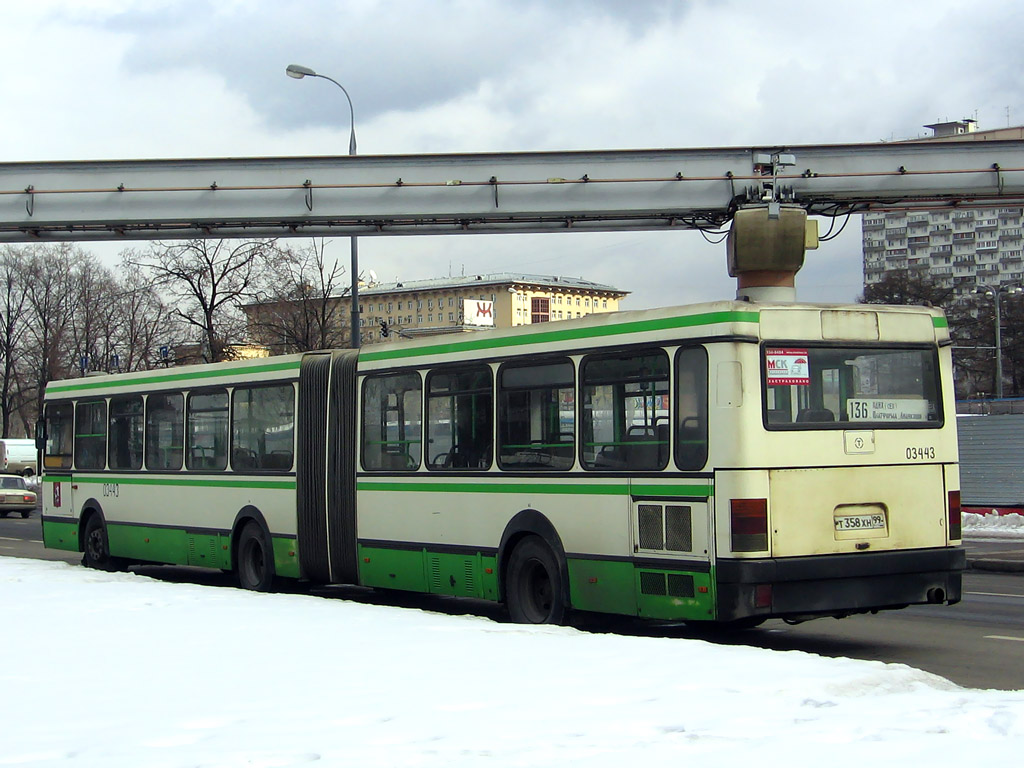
[639,571,666,595]
[638,504,692,552]
[638,505,664,549]
[666,506,692,551]
[667,573,695,598]
[639,572,695,598]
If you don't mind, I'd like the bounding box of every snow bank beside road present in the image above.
[1,556,1023,766]
[964,510,1024,539]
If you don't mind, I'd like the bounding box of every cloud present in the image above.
[3,0,1023,309]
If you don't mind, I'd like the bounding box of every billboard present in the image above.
[462,299,495,327]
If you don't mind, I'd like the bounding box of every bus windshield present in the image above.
[763,345,942,428]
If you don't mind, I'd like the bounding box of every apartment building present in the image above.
[862,120,1024,297]
[863,206,1024,295]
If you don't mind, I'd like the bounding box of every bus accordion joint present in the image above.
[731,498,768,552]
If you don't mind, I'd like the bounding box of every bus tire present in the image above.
[236,522,275,592]
[82,514,120,571]
[506,536,567,625]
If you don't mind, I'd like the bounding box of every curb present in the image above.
[967,559,1024,574]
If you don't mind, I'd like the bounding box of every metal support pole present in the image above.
[286,64,361,349]
[995,293,1003,399]
[350,235,360,349]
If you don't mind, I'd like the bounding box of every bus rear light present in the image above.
[754,584,772,608]
[731,498,768,552]
[948,490,961,540]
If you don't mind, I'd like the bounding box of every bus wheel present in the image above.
[236,523,275,592]
[506,537,566,625]
[82,515,119,571]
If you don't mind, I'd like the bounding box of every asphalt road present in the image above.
[4,511,1023,691]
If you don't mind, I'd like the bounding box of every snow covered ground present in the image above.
[2,556,1023,766]
[964,510,1024,539]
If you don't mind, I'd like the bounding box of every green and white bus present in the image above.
[39,299,964,625]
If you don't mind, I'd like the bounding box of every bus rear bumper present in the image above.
[715,547,966,623]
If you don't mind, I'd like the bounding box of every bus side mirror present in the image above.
[34,419,45,451]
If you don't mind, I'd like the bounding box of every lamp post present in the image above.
[286,64,362,348]
[972,283,1023,398]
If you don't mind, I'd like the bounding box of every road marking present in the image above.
[966,591,1024,599]
[0,536,43,543]
[985,635,1024,643]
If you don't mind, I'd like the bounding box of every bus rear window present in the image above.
[763,346,941,428]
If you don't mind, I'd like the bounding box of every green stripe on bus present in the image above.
[358,480,711,497]
[932,316,949,328]
[47,359,302,394]
[360,310,760,362]
[630,483,713,498]
[68,475,296,490]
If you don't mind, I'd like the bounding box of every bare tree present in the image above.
[23,244,85,418]
[67,254,119,375]
[129,240,274,362]
[112,256,180,370]
[859,268,957,307]
[0,247,31,437]
[249,239,349,353]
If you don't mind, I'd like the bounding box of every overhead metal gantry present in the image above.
[3,140,1024,242]
[4,139,1024,300]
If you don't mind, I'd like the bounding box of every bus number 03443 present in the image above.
[906,446,935,460]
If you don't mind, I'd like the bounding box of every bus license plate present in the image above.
[834,513,885,531]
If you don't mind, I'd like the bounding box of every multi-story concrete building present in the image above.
[862,120,1024,297]
[245,272,628,350]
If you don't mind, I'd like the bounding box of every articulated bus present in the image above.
[39,300,964,625]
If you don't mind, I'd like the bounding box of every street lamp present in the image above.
[285,63,362,348]
[971,282,1023,399]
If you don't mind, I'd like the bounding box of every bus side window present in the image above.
[108,395,144,470]
[74,399,107,470]
[186,389,229,472]
[146,393,184,471]
[231,384,296,472]
[581,350,669,471]
[362,372,422,471]
[497,358,575,471]
[426,366,492,471]
[676,347,708,470]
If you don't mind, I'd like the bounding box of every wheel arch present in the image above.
[230,505,272,571]
[77,498,105,552]
[497,508,570,607]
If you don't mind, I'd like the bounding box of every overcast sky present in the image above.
[3,0,1023,310]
